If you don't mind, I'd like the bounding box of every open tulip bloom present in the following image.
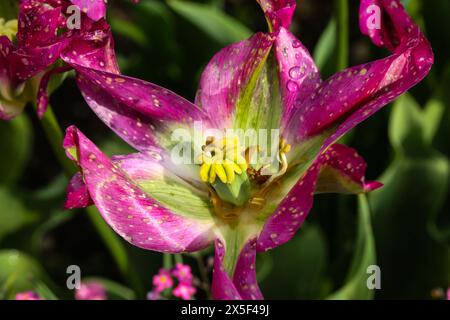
[62,0,433,300]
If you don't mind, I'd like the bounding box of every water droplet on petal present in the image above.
[286,80,299,92]
[289,66,302,79]
[292,39,301,48]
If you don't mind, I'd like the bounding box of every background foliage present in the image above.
[0,0,448,300]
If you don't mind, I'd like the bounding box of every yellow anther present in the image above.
[280,139,291,154]
[198,135,248,185]
[199,163,211,182]
[213,163,228,184]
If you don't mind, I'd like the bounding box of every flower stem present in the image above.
[38,104,143,296]
[335,0,349,70]
[163,253,173,270]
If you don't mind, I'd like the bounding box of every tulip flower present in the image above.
[0,0,117,120]
[63,0,433,299]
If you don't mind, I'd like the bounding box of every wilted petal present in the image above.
[65,63,211,152]
[257,0,296,31]
[195,33,274,129]
[212,239,262,300]
[289,0,433,148]
[64,126,216,253]
[257,144,379,251]
[70,0,106,21]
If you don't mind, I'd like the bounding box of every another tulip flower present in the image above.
[0,0,117,120]
[63,0,433,299]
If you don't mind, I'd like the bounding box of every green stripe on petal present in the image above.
[138,179,213,221]
[233,54,282,133]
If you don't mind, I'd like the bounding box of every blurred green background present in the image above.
[0,0,449,300]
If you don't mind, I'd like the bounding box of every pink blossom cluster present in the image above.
[147,263,196,300]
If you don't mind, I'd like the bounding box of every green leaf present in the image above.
[0,114,32,186]
[259,224,329,299]
[0,250,55,300]
[168,0,252,45]
[314,19,336,72]
[389,93,444,157]
[369,93,449,298]
[0,0,18,20]
[0,188,38,243]
[328,195,376,300]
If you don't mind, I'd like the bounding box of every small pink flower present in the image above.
[15,291,42,300]
[75,282,107,300]
[146,290,161,300]
[152,269,173,293]
[173,283,196,300]
[172,263,193,283]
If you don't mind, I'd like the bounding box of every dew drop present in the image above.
[292,39,301,48]
[289,66,302,80]
[286,80,299,92]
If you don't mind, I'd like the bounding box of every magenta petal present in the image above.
[17,5,63,48]
[258,144,380,251]
[69,0,107,21]
[289,0,433,146]
[257,162,320,252]
[315,144,383,194]
[274,28,321,130]
[195,33,274,128]
[8,40,69,81]
[61,21,120,73]
[257,0,297,31]
[63,126,215,253]
[67,63,210,152]
[64,172,93,209]
[212,239,262,300]
[37,66,72,118]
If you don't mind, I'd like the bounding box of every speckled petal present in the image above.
[257,0,296,31]
[257,144,380,252]
[289,0,433,146]
[64,172,93,209]
[274,27,321,131]
[70,0,106,21]
[63,126,216,253]
[195,32,274,128]
[37,65,72,118]
[212,239,263,300]
[61,20,120,74]
[315,144,383,194]
[65,62,211,152]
